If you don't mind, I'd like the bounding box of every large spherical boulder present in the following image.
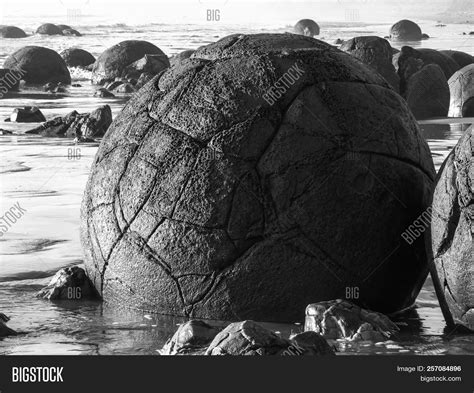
[431,127,473,330]
[4,46,71,85]
[0,25,27,38]
[81,33,435,322]
[60,48,96,68]
[440,50,474,69]
[91,40,169,85]
[405,64,450,119]
[294,19,320,37]
[389,19,422,41]
[340,36,400,91]
[36,23,63,35]
[448,64,474,117]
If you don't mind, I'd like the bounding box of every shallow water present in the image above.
[0,20,473,355]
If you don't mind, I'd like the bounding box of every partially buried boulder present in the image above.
[62,28,81,36]
[404,64,450,119]
[37,266,100,300]
[36,23,63,35]
[340,36,399,91]
[94,88,115,98]
[294,19,320,37]
[10,106,46,122]
[92,40,169,85]
[26,105,112,139]
[431,127,474,330]
[0,25,27,38]
[389,19,422,41]
[448,64,474,117]
[80,33,435,322]
[60,48,96,68]
[4,46,71,85]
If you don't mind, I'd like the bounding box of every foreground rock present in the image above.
[0,313,17,337]
[36,23,63,35]
[26,105,112,139]
[448,64,474,117]
[4,46,71,85]
[91,40,169,85]
[431,127,473,330]
[9,106,46,122]
[60,48,96,68]
[405,64,450,119]
[37,266,100,300]
[389,19,422,41]
[81,33,435,322]
[305,300,399,341]
[294,19,320,37]
[0,25,27,38]
[340,36,399,91]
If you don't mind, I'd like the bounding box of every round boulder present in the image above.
[340,36,400,91]
[389,19,422,40]
[440,50,474,69]
[4,46,71,85]
[405,64,450,119]
[448,64,474,117]
[0,25,27,38]
[80,33,435,322]
[91,40,169,85]
[431,127,473,330]
[36,23,63,35]
[60,48,96,68]
[294,19,320,37]
[62,28,82,36]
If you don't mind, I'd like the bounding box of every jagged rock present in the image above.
[80,33,435,322]
[60,48,95,68]
[448,64,474,117]
[431,127,474,330]
[4,46,71,85]
[94,88,115,98]
[439,50,474,69]
[0,313,17,337]
[10,106,46,122]
[405,64,450,119]
[135,72,155,89]
[113,82,135,93]
[389,19,422,40]
[36,23,63,35]
[37,266,100,300]
[294,19,320,36]
[340,36,399,91]
[160,320,221,355]
[288,331,335,355]
[26,105,112,138]
[305,300,399,341]
[92,40,169,85]
[123,54,169,79]
[169,50,195,67]
[0,68,22,95]
[56,24,72,30]
[0,25,27,38]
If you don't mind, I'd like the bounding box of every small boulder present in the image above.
[62,28,82,37]
[305,300,399,341]
[0,313,17,337]
[94,88,115,98]
[105,81,124,91]
[113,82,135,93]
[389,19,422,40]
[294,19,320,37]
[10,106,46,123]
[37,266,100,300]
[160,320,221,355]
[448,64,474,117]
[440,50,474,69]
[0,25,27,38]
[405,64,450,119]
[36,23,63,35]
[60,48,95,68]
[422,33,430,40]
[123,53,169,79]
[287,331,335,355]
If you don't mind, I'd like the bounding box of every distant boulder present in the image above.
[0,25,27,38]
[448,64,474,117]
[389,19,422,40]
[36,23,63,35]
[294,19,320,37]
[93,88,115,98]
[60,48,96,68]
[62,28,81,36]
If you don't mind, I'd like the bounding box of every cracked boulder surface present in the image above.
[448,64,474,118]
[431,126,473,330]
[80,33,435,322]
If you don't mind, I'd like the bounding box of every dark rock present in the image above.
[105,80,124,91]
[405,64,449,119]
[80,33,435,322]
[43,82,66,93]
[288,331,335,355]
[92,40,169,85]
[333,38,344,45]
[0,129,13,135]
[4,46,71,85]
[160,320,221,355]
[94,88,115,98]
[56,24,72,30]
[431,127,474,330]
[123,54,169,79]
[305,300,399,341]
[440,50,474,70]
[10,106,46,122]
[421,33,430,40]
[113,82,135,93]
[0,68,23,96]
[448,64,474,117]
[60,48,95,68]
[169,50,195,67]
[37,266,100,300]
[470,32,474,35]
[135,72,155,89]
[36,23,63,35]
[71,83,82,87]
[0,25,27,38]
[26,105,112,138]
[62,28,81,37]
[389,19,422,40]
[340,36,400,91]
[0,313,17,337]
[294,19,320,37]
